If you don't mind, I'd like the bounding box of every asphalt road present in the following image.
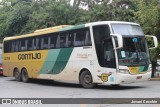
[0,76,160,107]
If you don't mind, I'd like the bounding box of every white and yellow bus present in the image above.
[2,21,158,88]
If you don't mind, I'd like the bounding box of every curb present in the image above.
[150,78,160,81]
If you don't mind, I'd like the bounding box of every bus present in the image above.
[2,21,158,88]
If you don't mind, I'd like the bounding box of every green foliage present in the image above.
[0,0,138,36]
[86,0,137,22]
[137,0,160,35]
[135,0,160,61]
[8,0,88,34]
[6,3,32,35]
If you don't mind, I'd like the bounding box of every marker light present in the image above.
[119,69,130,74]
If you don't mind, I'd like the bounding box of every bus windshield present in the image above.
[112,24,144,36]
[112,24,150,66]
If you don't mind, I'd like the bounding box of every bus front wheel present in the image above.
[80,70,96,89]
[21,69,29,83]
[14,68,21,81]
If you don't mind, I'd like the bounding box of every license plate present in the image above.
[136,76,142,79]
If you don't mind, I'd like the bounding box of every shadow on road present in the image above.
[96,85,146,90]
[5,77,146,90]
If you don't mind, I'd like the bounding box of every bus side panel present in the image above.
[3,50,48,78]
[37,47,95,84]
[37,48,74,81]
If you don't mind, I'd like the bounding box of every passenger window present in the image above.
[41,36,49,49]
[32,38,40,50]
[35,38,41,50]
[56,35,60,48]
[50,34,57,49]
[73,28,91,47]
[60,32,67,48]
[85,30,91,46]
[11,41,16,52]
[68,32,74,47]
[93,25,111,44]
[21,39,27,51]
[14,40,20,52]
[4,41,11,53]
[27,38,33,51]
[74,30,85,46]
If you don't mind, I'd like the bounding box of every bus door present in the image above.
[93,25,116,69]
[103,38,116,68]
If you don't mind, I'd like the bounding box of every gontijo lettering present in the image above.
[18,53,41,60]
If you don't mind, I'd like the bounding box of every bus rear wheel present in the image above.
[80,70,96,89]
[14,68,21,81]
[21,69,29,83]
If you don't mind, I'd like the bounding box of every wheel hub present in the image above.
[84,75,92,84]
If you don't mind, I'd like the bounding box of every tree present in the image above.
[136,0,160,36]
[5,2,32,36]
[0,4,12,37]
[21,0,88,34]
[86,0,137,22]
[135,0,160,76]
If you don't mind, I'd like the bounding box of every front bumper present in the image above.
[115,72,151,84]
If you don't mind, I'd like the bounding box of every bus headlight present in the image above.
[119,69,130,74]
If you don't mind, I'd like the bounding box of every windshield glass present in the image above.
[117,37,150,66]
[111,24,150,66]
[112,24,144,36]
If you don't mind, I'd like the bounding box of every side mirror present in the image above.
[111,34,123,49]
[145,35,158,49]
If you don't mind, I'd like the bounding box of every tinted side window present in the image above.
[56,35,60,48]
[85,30,91,45]
[50,33,58,49]
[11,41,15,52]
[73,28,91,47]
[4,41,11,53]
[35,38,41,50]
[68,31,74,47]
[20,39,27,51]
[3,28,92,53]
[74,30,85,46]
[93,25,110,44]
[41,36,49,49]
[27,38,33,51]
[12,40,20,52]
[93,25,112,67]
[60,32,68,48]
[103,39,116,68]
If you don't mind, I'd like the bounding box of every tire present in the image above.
[21,69,29,83]
[14,69,21,81]
[80,70,96,89]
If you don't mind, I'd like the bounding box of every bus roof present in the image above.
[3,21,139,41]
[86,21,139,26]
[34,25,71,33]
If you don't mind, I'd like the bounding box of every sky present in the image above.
[70,0,74,6]
[70,0,113,6]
